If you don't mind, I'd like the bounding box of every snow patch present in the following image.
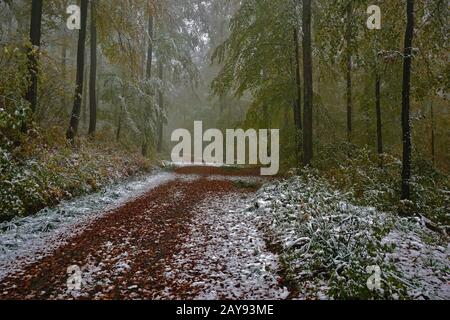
[248,173,449,299]
[158,192,289,300]
[0,171,177,281]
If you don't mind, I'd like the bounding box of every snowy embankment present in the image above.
[247,171,449,300]
[0,171,177,281]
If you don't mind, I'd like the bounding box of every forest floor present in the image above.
[0,166,288,300]
[0,166,448,300]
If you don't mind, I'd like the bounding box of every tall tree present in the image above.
[430,102,435,167]
[157,59,164,153]
[142,10,154,156]
[67,0,88,141]
[372,33,383,159]
[88,0,97,136]
[146,13,154,80]
[25,0,43,115]
[61,37,68,110]
[375,71,383,156]
[293,27,302,162]
[345,2,353,143]
[81,62,89,127]
[302,0,313,166]
[401,0,415,201]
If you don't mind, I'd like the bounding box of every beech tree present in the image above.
[88,0,97,136]
[401,0,415,201]
[293,25,302,162]
[142,7,154,157]
[302,0,313,166]
[25,0,43,115]
[157,59,164,153]
[345,2,353,142]
[67,0,88,140]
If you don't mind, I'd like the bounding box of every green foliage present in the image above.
[253,170,410,299]
[232,179,261,190]
[313,143,449,225]
[0,43,32,147]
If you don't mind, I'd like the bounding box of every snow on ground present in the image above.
[159,191,289,300]
[383,224,450,300]
[61,236,136,300]
[0,171,177,281]
[2,165,446,300]
[247,172,450,300]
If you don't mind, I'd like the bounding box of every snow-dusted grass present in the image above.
[0,171,177,281]
[383,223,449,300]
[248,170,449,300]
[1,164,447,300]
[314,143,450,226]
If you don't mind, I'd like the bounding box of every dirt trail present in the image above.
[0,168,284,300]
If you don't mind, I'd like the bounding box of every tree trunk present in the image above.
[61,40,67,110]
[157,60,164,153]
[142,12,154,157]
[401,0,415,201]
[67,0,89,141]
[430,102,435,167]
[293,27,302,132]
[81,62,89,128]
[97,51,101,107]
[88,0,97,136]
[375,72,383,156]
[293,27,303,164]
[25,0,43,115]
[302,0,313,166]
[146,14,154,80]
[117,106,123,142]
[345,2,353,143]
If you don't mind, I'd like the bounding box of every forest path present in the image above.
[0,167,288,300]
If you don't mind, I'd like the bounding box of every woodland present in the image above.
[0,0,449,301]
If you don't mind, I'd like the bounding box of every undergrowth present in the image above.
[0,126,153,221]
[313,143,449,226]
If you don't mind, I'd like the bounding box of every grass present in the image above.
[232,179,262,190]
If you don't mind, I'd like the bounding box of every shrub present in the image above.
[0,127,152,221]
[251,170,407,299]
[313,143,449,225]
